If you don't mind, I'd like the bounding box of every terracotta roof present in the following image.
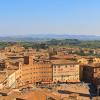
[16,90,47,100]
[51,60,79,65]
[85,63,100,68]
[0,96,14,100]
[51,54,78,60]
[93,63,100,67]
[0,88,12,95]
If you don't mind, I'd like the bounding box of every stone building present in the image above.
[82,63,100,85]
[82,63,100,96]
[5,44,25,53]
[52,60,80,83]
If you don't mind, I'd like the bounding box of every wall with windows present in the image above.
[53,64,80,83]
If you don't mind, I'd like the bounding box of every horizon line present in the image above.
[0,33,100,37]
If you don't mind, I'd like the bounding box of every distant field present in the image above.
[0,39,100,49]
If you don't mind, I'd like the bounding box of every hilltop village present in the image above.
[0,44,99,100]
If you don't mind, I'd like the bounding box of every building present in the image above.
[93,58,100,63]
[52,60,80,83]
[82,63,100,96]
[82,63,100,85]
[5,44,25,53]
[18,55,53,86]
[77,58,89,65]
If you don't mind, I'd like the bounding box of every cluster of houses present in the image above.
[0,44,99,99]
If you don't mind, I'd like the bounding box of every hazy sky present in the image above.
[0,0,100,36]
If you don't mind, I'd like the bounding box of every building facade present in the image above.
[52,60,80,83]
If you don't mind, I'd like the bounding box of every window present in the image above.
[54,65,56,68]
[58,65,60,68]
[94,69,96,72]
[65,65,67,68]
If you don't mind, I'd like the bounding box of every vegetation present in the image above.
[46,39,100,49]
[0,39,100,49]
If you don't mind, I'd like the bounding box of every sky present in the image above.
[0,0,100,36]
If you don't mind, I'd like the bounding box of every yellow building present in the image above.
[77,58,88,65]
[93,58,100,63]
[52,60,80,83]
[5,44,25,53]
